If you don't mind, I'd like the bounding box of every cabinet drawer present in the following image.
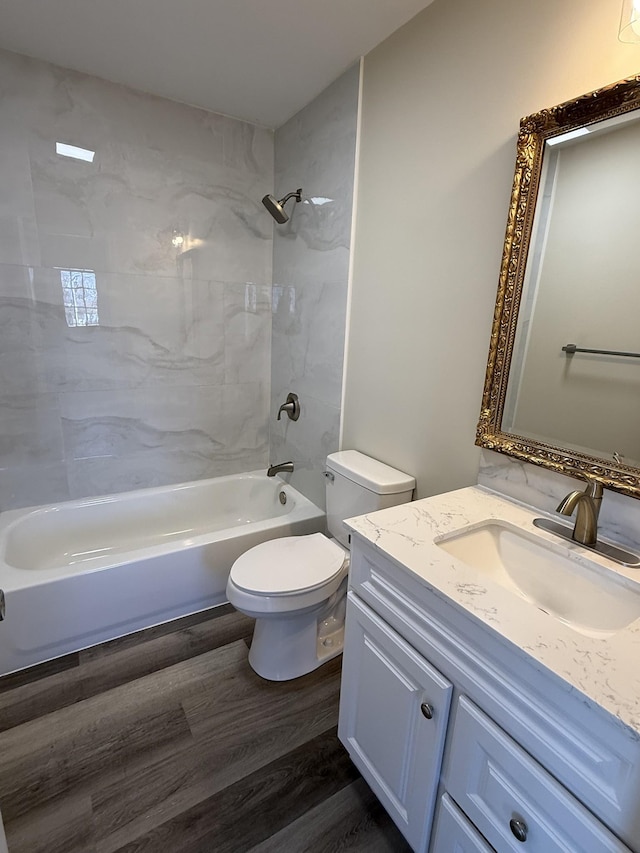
[339,593,452,852]
[430,794,495,853]
[445,697,631,852]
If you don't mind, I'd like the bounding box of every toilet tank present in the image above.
[325,450,415,548]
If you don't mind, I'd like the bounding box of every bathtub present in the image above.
[0,472,325,676]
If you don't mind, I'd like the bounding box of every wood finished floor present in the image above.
[0,605,411,852]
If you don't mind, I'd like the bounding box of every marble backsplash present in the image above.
[270,64,359,509]
[478,449,640,553]
[0,49,274,510]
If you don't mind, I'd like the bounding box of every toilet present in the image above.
[226,450,415,680]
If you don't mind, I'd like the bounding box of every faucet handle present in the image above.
[276,392,300,421]
[583,479,603,500]
[564,468,603,498]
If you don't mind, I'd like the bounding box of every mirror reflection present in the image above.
[503,111,640,468]
[477,74,640,496]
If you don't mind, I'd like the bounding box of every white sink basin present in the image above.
[436,522,640,637]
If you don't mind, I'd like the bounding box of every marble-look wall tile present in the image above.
[269,65,359,509]
[271,211,351,289]
[64,384,269,499]
[0,127,40,268]
[0,393,64,468]
[271,281,348,410]
[0,465,70,513]
[0,265,62,366]
[478,449,640,553]
[0,49,274,282]
[273,66,360,288]
[221,116,274,177]
[29,132,273,282]
[51,275,227,393]
[0,48,273,510]
[60,387,225,460]
[223,283,272,385]
[66,449,270,500]
[270,393,341,510]
[0,265,229,393]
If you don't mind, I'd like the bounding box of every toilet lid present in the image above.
[231,533,346,595]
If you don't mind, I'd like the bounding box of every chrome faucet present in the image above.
[267,461,294,477]
[556,479,603,546]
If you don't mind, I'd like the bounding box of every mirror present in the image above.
[477,74,640,498]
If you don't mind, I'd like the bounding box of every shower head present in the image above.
[262,188,302,223]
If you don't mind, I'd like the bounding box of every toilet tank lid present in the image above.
[326,451,415,495]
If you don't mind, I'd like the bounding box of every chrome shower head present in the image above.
[262,188,302,223]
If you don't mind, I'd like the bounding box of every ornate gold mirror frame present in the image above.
[476,74,640,498]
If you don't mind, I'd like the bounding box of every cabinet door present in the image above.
[430,794,495,853]
[338,593,452,852]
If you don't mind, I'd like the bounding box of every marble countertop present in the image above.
[346,485,640,736]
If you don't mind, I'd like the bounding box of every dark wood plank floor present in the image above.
[0,605,411,852]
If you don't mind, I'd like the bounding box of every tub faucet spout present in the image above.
[267,461,294,477]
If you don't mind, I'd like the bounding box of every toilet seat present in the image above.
[230,532,346,596]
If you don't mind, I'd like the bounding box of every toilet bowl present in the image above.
[227,450,415,681]
[227,533,349,680]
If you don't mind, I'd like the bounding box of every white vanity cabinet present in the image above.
[430,794,495,853]
[338,534,639,853]
[338,593,452,851]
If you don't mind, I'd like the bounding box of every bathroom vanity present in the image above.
[338,487,640,853]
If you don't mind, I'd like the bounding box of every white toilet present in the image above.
[226,450,415,680]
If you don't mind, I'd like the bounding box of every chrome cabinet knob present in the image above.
[420,702,434,720]
[509,818,528,842]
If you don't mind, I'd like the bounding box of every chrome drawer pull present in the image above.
[420,702,434,720]
[509,818,528,842]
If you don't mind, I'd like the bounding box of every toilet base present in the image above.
[248,595,346,681]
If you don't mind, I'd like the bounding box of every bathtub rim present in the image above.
[0,470,325,590]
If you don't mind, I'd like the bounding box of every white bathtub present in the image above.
[0,472,325,676]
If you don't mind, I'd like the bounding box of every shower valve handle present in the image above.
[277,393,300,421]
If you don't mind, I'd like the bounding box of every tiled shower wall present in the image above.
[0,49,274,510]
[270,64,359,509]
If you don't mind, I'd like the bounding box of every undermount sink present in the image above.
[436,521,640,638]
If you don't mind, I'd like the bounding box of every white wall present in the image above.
[342,0,640,498]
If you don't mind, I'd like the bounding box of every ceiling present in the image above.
[0,0,434,128]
